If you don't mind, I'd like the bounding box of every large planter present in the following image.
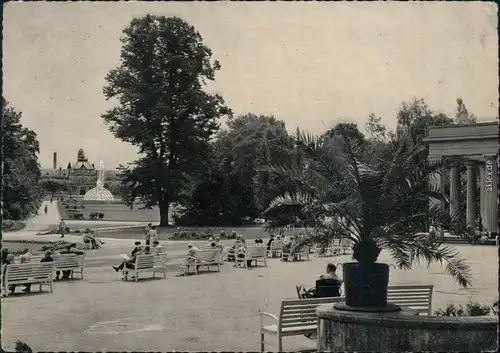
[342,262,390,308]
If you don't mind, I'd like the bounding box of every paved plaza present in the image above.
[1,239,497,352]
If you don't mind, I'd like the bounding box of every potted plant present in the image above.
[264,130,471,309]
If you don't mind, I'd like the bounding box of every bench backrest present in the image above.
[135,254,155,269]
[196,249,219,262]
[153,253,167,266]
[246,245,267,258]
[5,262,55,281]
[151,246,166,255]
[279,297,344,329]
[387,284,433,315]
[54,254,80,268]
[272,240,283,250]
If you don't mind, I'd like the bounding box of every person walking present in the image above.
[59,219,67,238]
[144,223,152,246]
[44,204,48,215]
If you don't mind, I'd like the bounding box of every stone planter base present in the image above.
[317,304,498,352]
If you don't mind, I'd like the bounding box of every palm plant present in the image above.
[264,130,471,307]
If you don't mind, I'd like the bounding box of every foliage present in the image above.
[102,15,231,226]
[169,230,237,240]
[15,341,33,353]
[263,126,472,287]
[176,114,291,225]
[40,178,67,196]
[2,97,43,220]
[89,212,105,220]
[434,301,498,317]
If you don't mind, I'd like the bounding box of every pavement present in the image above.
[1,202,498,351]
[2,244,498,352]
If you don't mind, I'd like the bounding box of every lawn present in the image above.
[57,201,160,222]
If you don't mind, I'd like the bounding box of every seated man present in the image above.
[112,245,144,274]
[182,243,199,274]
[83,229,104,249]
[56,244,85,280]
[302,263,343,298]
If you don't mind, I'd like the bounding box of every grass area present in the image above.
[98,226,297,240]
[2,220,27,232]
[57,201,159,222]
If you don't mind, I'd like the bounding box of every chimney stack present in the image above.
[53,152,57,169]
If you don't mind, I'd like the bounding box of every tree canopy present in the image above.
[2,98,43,220]
[102,15,231,225]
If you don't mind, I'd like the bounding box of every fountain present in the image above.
[84,161,115,201]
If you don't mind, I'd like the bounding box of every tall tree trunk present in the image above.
[159,200,170,226]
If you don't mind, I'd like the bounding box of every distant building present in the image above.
[40,148,120,196]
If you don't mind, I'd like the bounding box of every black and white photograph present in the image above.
[1,2,498,352]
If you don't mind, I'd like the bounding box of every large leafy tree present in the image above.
[264,130,471,287]
[102,15,231,225]
[177,114,292,225]
[2,98,43,220]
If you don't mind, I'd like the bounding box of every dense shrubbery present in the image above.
[40,240,73,252]
[169,231,238,240]
[89,212,105,220]
[434,301,499,316]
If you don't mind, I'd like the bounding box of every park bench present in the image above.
[151,246,166,255]
[235,245,267,268]
[184,248,220,275]
[387,284,434,315]
[270,240,283,258]
[294,283,433,316]
[259,296,344,352]
[153,252,168,278]
[122,254,159,281]
[2,262,55,297]
[54,253,85,279]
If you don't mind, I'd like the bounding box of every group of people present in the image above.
[266,234,302,261]
[1,244,85,295]
[112,239,163,278]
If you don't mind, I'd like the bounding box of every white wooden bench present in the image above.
[153,252,168,278]
[235,245,267,268]
[259,297,344,352]
[293,283,433,316]
[122,254,157,281]
[54,253,85,279]
[387,284,433,315]
[2,262,55,297]
[151,246,166,255]
[296,246,310,261]
[184,249,220,275]
[270,240,283,258]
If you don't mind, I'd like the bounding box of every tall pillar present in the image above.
[449,163,461,218]
[428,155,444,237]
[479,163,487,230]
[465,160,477,228]
[483,155,498,235]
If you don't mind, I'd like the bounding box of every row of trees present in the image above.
[102,15,470,227]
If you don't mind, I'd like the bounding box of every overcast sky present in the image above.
[4,2,498,169]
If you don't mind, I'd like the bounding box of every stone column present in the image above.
[464,160,477,228]
[479,163,487,230]
[428,156,444,237]
[483,155,498,235]
[449,163,461,218]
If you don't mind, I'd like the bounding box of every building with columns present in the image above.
[424,122,498,236]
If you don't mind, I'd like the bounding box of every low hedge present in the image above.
[169,231,238,240]
[434,301,499,316]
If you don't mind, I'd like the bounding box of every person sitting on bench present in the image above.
[301,263,343,298]
[56,244,85,280]
[112,245,144,273]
